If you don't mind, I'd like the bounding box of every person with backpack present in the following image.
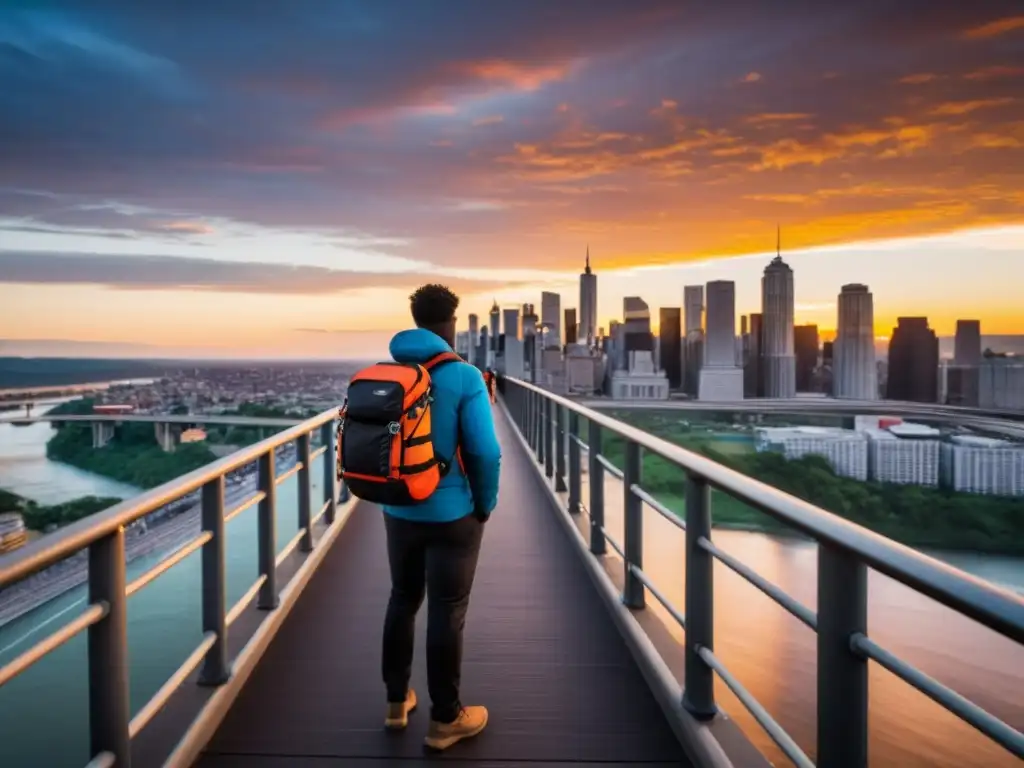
[336,283,501,751]
[483,368,497,404]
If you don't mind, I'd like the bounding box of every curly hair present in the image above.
[409,283,460,327]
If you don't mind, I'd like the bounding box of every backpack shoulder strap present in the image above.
[423,351,463,371]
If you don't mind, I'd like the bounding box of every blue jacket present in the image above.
[382,328,502,523]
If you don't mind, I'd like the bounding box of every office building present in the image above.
[699,280,743,401]
[744,312,764,398]
[488,300,500,363]
[467,314,479,366]
[794,324,819,393]
[946,364,980,407]
[756,427,868,481]
[684,285,703,335]
[623,296,654,369]
[541,292,561,348]
[865,423,941,486]
[833,284,877,400]
[610,351,670,400]
[659,307,683,390]
[564,308,578,345]
[579,247,598,347]
[979,356,1024,411]
[761,250,796,398]
[500,307,523,379]
[954,320,982,366]
[941,436,1024,497]
[887,317,939,402]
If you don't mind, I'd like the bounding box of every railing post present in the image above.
[568,410,581,513]
[817,545,868,767]
[544,397,554,478]
[623,440,645,609]
[588,419,606,555]
[536,393,546,466]
[257,450,279,610]
[199,476,229,685]
[88,527,130,766]
[298,433,313,552]
[555,405,567,492]
[683,472,716,720]
[320,420,336,525]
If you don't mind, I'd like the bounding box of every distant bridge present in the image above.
[0,413,306,451]
[2,413,301,428]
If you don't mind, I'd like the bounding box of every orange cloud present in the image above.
[451,59,569,91]
[963,15,1024,40]
[741,72,762,83]
[158,221,215,235]
[752,124,935,170]
[963,65,1024,81]
[899,73,941,85]
[930,97,1016,116]
[745,113,814,123]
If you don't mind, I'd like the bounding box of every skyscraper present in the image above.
[684,285,703,334]
[834,284,877,400]
[794,324,819,393]
[761,234,796,398]
[579,247,598,347]
[467,313,479,366]
[659,307,682,389]
[683,285,704,397]
[887,317,939,403]
[745,312,764,398]
[541,291,561,348]
[699,280,743,400]
[564,308,578,345]
[954,320,982,365]
[488,300,500,360]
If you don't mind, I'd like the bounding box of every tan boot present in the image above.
[424,705,488,751]
[384,688,418,730]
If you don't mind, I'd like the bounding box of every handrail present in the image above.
[0,408,346,768]
[508,379,1024,643]
[0,410,332,589]
[502,377,1024,765]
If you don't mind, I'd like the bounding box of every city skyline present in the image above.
[1,3,1022,358]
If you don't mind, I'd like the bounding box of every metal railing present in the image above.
[502,378,1024,768]
[0,409,347,767]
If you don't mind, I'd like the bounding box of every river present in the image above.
[1,415,1023,766]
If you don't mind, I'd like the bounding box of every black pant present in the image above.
[382,512,484,723]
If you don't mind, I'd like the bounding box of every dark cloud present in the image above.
[0,250,513,295]
[0,0,1021,269]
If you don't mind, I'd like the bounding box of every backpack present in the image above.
[336,351,465,506]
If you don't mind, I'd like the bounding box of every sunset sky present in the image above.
[0,1,1022,359]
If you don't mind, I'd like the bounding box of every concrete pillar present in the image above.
[154,422,177,452]
[91,421,114,448]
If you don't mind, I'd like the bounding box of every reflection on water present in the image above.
[593,473,1024,768]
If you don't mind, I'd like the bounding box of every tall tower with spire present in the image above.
[761,225,796,398]
[579,245,598,348]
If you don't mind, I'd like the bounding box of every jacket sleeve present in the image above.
[458,366,502,516]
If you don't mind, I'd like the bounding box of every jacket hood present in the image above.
[389,328,452,363]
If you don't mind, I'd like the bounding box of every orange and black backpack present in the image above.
[336,352,465,506]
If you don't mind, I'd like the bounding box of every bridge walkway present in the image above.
[196,404,690,766]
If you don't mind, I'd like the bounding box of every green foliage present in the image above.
[0,488,23,513]
[46,421,217,489]
[596,412,1024,555]
[21,496,123,531]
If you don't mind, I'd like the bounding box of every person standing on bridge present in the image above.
[380,283,501,751]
